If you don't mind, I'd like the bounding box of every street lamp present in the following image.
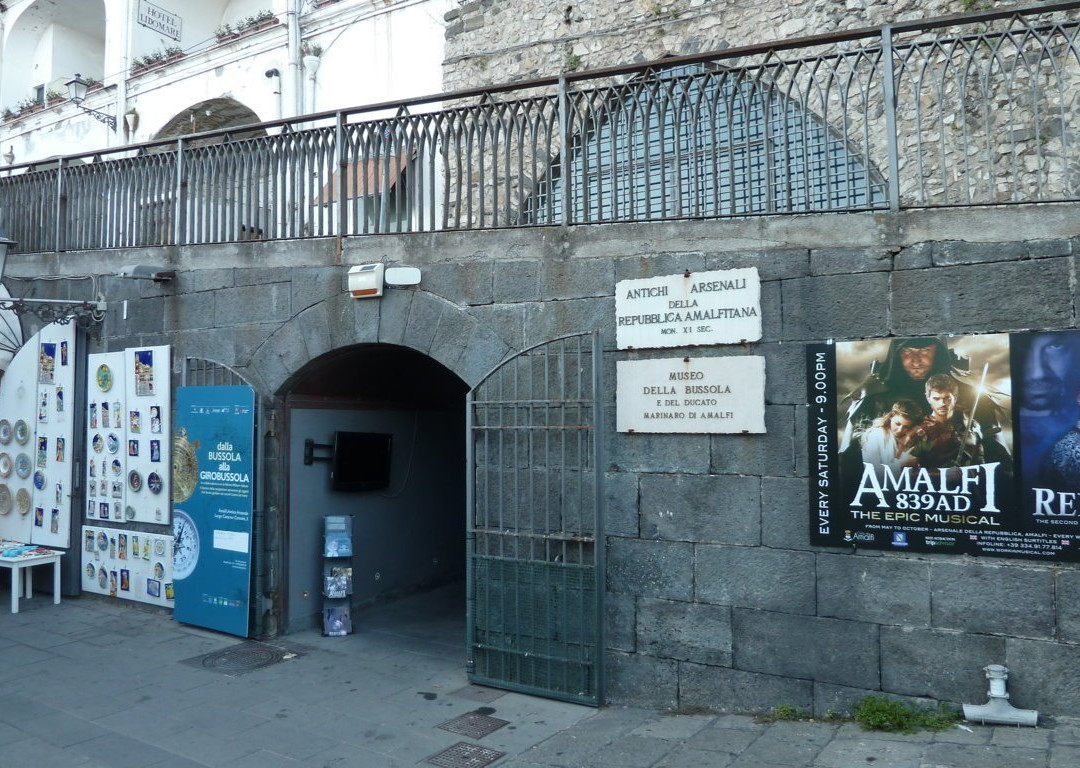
[64,74,116,130]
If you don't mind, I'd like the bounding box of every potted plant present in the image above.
[131,46,185,76]
[45,89,65,107]
[300,41,323,58]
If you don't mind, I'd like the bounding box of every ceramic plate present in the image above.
[16,488,30,515]
[98,566,108,589]
[125,505,136,521]
[14,420,29,445]
[0,484,11,515]
[154,538,165,556]
[96,364,112,392]
[107,434,119,454]
[33,470,46,490]
[154,562,165,579]
[85,563,96,580]
[97,531,108,550]
[147,472,162,494]
[0,419,11,444]
[15,453,31,479]
[92,434,104,453]
[0,453,10,478]
[111,459,122,476]
[128,470,142,492]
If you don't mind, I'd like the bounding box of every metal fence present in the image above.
[2,2,1079,254]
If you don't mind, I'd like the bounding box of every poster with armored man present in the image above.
[809,331,1080,561]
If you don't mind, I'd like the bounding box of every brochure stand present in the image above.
[322,515,353,636]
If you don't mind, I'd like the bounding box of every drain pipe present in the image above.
[963,664,1038,726]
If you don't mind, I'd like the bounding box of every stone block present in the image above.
[1056,569,1080,644]
[679,663,813,714]
[522,297,615,348]
[605,651,679,708]
[922,742,1047,768]
[892,260,1071,334]
[214,282,291,326]
[606,591,635,652]
[696,546,815,614]
[880,626,1005,703]
[266,320,309,377]
[607,538,694,601]
[817,554,930,626]
[295,302,331,361]
[469,303,527,350]
[639,473,760,545]
[541,256,614,300]
[118,296,163,336]
[400,292,445,354]
[1006,638,1080,713]
[733,609,879,689]
[174,268,234,293]
[1025,239,1071,259]
[637,597,732,666]
[608,431,712,475]
[420,260,493,305]
[604,471,639,538]
[760,280,783,342]
[614,252,707,282]
[812,683,881,718]
[895,242,932,270]
[810,247,893,276]
[290,267,343,313]
[711,405,795,477]
[930,561,1054,638]
[375,288,413,346]
[249,339,293,395]
[759,342,804,406]
[762,476,814,551]
[165,292,215,332]
[932,240,1026,267]
[493,259,540,302]
[780,273,890,342]
[705,248,810,281]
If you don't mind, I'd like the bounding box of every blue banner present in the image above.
[173,386,255,636]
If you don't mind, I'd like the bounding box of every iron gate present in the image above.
[465,331,604,706]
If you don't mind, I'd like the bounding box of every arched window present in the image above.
[531,63,886,223]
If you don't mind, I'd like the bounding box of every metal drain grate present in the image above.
[437,710,510,740]
[426,742,506,768]
[180,641,302,676]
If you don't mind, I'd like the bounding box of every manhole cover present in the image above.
[180,641,302,676]
[437,711,510,739]
[426,742,506,768]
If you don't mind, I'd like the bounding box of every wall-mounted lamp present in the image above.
[116,264,175,282]
[123,108,139,134]
[2,146,13,167]
[64,73,117,130]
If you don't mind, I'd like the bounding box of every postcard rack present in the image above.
[322,515,353,636]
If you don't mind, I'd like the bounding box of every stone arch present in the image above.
[239,288,514,397]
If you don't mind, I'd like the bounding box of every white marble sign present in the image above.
[617,356,766,434]
[615,267,761,350]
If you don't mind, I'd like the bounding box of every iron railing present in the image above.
[2,2,1080,254]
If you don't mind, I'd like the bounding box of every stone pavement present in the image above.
[0,579,1075,768]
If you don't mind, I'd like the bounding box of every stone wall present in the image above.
[10,201,1080,715]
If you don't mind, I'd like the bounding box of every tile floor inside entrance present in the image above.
[0,579,596,767]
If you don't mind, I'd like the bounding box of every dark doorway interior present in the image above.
[284,344,468,634]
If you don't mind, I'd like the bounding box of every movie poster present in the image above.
[809,331,1080,561]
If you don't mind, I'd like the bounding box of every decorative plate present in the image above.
[92,434,104,453]
[0,453,10,478]
[128,470,142,492]
[98,566,108,589]
[107,434,119,454]
[111,459,122,476]
[154,538,166,556]
[125,505,136,521]
[153,562,165,580]
[0,484,11,515]
[172,427,200,503]
[0,419,11,444]
[14,420,29,445]
[96,364,113,392]
[16,488,31,515]
[33,470,46,491]
[97,531,108,550]
[15,453,31,479]
[85,563,96,580]
[147,472,162,495]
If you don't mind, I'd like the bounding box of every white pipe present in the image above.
[963,664,1038,727]
[286,0,302,117]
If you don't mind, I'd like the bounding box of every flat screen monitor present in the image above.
[331,431,392,491]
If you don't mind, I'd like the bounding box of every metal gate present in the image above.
[465,331,604,706]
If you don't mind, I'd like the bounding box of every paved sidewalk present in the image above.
[0,580,1074,768]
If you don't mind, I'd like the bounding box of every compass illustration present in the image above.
[172,427,200,503]
[172,509,200,580]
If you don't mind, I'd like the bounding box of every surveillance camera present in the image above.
[265,68,280,78]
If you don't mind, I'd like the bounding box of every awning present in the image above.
[316,154,408,204]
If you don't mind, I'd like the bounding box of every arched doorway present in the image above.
[282,343,468,634]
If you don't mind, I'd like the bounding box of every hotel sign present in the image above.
[138,1,182,42]
[615,267,761,350]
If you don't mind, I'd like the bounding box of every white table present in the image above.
[0,542,63,614]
